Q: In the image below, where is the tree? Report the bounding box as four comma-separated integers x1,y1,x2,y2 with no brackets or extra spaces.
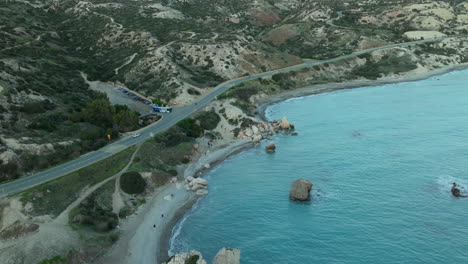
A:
113,108,139,132
83,98,114,127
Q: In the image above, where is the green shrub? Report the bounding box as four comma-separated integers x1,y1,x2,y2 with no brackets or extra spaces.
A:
187,88,201,95
119,206,133,218
154,126,192,147
195,110,220,131
120,172,146,194
177,118,202,138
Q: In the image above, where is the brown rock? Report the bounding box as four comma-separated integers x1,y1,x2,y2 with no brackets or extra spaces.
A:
213,248,241,264
278,117,292,130
289,179,313,201
265,142,276,153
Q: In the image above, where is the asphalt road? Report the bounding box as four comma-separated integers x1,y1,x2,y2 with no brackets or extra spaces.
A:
0,36,453,197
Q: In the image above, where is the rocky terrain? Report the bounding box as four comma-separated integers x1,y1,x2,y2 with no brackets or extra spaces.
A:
1,0,467,181
1,0,468,263
163,248,240,264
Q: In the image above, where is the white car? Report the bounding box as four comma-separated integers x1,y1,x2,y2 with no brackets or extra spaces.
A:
132,133,141,138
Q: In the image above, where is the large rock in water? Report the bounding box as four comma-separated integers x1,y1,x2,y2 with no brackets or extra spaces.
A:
265,142,276,153
164,250,207,264
278,117,292,130
289,179,313,201
213,248,241,264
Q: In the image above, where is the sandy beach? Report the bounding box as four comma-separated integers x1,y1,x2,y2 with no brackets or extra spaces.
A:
102,140,252,264
103,63,468,264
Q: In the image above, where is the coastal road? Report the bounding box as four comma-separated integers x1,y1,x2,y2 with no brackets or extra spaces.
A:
0,36,457,197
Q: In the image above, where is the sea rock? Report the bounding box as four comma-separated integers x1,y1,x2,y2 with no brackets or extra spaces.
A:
196,189,209,196
213,248,241,264
289,179,313,201
192,178,208,186
278,117,292,130
164,250,207,264
192,184,206,191
252,134,262,143
186,176,194,183
265,142,276,153
204,163,211,169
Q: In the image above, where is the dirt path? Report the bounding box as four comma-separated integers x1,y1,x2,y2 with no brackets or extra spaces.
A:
114,53,138,75
54,145,141,226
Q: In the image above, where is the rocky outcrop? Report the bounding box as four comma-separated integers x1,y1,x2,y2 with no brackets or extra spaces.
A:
289,179,313,201
237,121,276,143
265,142,276,153
213,248,241,264
163,250,207,264
185,177,208,195
272,117,295,131
164,248,240,264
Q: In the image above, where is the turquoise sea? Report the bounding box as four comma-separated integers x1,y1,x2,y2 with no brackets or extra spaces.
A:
169,70,468,263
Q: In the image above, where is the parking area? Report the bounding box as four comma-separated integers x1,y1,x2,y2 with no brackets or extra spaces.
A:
86,80,153,115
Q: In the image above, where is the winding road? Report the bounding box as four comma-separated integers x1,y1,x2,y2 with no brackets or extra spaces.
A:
0,36,458,197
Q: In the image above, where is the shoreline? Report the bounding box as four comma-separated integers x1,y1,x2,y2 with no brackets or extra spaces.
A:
157,140,254,263
121,63,468,264
257,63,468,120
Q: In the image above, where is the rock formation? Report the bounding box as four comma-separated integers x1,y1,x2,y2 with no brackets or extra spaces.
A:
163,250,207,264
271,117,295,133
196,189,209,196
164,248,240,264
289,179,313,201
185,177,208,195
265,142,276,153
213,248,241,264
278,116,292,129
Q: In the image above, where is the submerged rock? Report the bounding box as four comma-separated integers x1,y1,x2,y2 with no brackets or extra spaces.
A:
213,248,241,264
265,142,276,153
289,179,313,201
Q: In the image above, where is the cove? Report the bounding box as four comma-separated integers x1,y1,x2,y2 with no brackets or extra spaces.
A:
170,69,468,263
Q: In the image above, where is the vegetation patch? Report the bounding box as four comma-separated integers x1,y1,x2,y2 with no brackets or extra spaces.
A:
69,180,118,233
20,147,135,217
352,55,417,79
120,172,146,194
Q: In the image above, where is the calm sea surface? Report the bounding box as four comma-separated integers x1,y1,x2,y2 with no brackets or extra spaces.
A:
170,70,468,263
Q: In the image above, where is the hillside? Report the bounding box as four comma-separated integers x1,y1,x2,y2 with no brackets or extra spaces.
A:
1,0,468,263
0,0,467,184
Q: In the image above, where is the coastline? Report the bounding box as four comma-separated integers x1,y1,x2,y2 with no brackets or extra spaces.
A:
257,63,468,120
114,63,468,264
157,139,254,263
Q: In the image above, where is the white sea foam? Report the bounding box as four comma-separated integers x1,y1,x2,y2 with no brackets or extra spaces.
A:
168,197,202,256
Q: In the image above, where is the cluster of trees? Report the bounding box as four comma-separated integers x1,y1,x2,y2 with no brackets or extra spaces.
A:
83,98,140,133
352,55,417,80
154,110,221,147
